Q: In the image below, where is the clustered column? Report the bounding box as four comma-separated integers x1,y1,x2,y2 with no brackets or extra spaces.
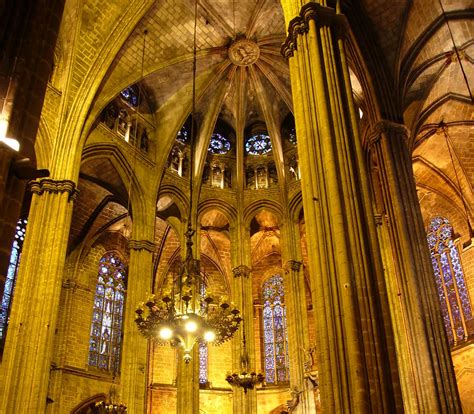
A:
367,120,461,412
121,239,156,413
280,2,401,412
0,178,78,414
232,264,257,414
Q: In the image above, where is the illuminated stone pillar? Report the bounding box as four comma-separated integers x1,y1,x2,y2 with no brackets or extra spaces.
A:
368,120,461,412
231,264,257,414
121,239,155,413
0,178,77,414
280,2,401,412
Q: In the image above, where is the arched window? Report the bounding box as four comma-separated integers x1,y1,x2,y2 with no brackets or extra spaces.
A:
262,274,289,384
199,342,208,385
120,85,139,107
0,218,27,345
89,252,127,373
427,217,472,345
245,133,272,155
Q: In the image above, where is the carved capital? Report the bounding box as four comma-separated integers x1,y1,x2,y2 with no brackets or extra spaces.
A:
282,3,348,58
285,260,302,273
367,120,409,148
232,265,251,278
29,178,79,201
129,239,156,252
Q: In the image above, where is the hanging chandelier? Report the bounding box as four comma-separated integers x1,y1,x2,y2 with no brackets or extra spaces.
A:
134,0,241,362
95,401,127,413
135,227,241,362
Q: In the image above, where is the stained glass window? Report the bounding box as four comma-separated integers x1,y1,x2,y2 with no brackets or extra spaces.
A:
262,274,289,384
288,127,297,145
120,85,139,107
89,252,127,373
245,134,272,155
177,125,190,144
208,133,231,154
427,217,472,346
199,342,208,385
0,218,27,344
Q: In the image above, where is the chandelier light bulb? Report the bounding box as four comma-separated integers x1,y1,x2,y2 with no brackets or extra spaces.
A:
184,320,198,333
203,330,216,342
159,326,173,340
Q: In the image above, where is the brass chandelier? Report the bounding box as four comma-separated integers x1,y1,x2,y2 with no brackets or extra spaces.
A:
134,0,241,362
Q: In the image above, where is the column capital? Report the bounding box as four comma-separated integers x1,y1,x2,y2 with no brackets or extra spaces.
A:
367,120,409,147
281,3,348,58
285,260,302,273
29,178,79,201
232,265,251,278
128,239,156,252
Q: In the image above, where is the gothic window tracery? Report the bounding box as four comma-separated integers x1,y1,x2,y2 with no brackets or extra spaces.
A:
199,342,208,385
120,85,139,107
177,125,190,144
88,252,127,373
0,218,27,345
245,133,272,155
288,127,297,145
262,274,289,384
427,217,472,345
208,133,231,154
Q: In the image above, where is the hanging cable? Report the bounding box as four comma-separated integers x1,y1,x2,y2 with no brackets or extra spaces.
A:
438,0,473,102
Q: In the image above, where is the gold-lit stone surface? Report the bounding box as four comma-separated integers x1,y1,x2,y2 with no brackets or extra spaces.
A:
228,39,260,66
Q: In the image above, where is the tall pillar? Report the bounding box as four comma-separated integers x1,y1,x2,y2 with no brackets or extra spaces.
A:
368,120,461,412
283,260,314,413
232,264,257,414
0,178,77,414
121,239,155,413
280,2,401,412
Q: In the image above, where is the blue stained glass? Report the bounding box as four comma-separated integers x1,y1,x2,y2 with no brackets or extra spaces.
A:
0,218,27,343
88,252,127,373
199,342,208,384
208,133,231,154
245,134,272,155
262,274,289,384
427,217,472,346
120,85,139,107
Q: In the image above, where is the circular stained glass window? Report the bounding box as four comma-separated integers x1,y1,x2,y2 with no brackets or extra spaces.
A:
120,86,139,107
245,134,272,155
177,125,189,143
208,133,231,154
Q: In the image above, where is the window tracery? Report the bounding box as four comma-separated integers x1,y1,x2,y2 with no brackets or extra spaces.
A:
262,274,289,384
427,217,472,345
245,134,272,155
208,133,231,154
177,125,190,144
0,218,27,344
288,127,297,145
199,342,208,385
88,252,127,373
120,85,139,107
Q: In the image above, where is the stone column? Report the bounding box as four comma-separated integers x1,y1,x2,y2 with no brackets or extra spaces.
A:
0,178,77,414
283,260,314,414
176,346,199,414
232,264,257,414
368,120,461,412
121,239,155,413
280,2,401,412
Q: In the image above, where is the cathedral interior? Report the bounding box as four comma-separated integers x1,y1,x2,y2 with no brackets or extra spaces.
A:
0,0,473,413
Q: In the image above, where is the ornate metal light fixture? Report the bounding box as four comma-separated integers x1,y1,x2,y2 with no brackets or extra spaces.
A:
225,322,264,392
95,386,127,413
134,0,241,362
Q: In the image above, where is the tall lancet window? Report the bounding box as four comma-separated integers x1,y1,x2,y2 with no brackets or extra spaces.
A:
262,274,289,384
427,217,472,345
0,218,27,345
199,342,208,385
89,252,127,373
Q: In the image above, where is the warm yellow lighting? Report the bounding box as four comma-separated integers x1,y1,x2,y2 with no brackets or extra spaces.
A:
204,330,216,342
159,326,173,340
0,119,20,152
184,320,198,333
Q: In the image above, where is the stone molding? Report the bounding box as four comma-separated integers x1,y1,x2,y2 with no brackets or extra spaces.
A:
232,265,251,278
128,239,156,252
281,3,348,58
367,120,410,147
29,178,79,201
285,260,302,272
